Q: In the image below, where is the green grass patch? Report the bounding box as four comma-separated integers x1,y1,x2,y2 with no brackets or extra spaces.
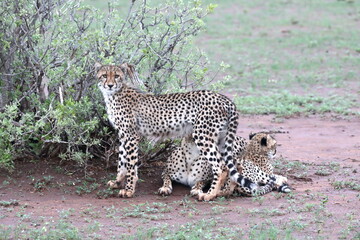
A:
0,221,81,240
122,202,172,220
121,218,243,240
332,180,360,191
0,200,19,207
235,91,358,116
200,0,360,116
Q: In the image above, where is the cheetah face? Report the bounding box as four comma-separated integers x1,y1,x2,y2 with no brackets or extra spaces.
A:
95,64,125,94
249,132,277,158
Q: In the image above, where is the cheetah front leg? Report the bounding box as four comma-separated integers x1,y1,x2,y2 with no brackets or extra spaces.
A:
108,134,140,198
107,171,126,189
158,168,173,196
120,136,140,198
107,139,128,189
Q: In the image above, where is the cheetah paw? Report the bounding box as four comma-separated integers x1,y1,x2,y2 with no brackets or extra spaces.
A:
118,189,134,198
107,180,121,189
158,186,172,196
190,189,203,196
275,176,288,186
198,192,216,201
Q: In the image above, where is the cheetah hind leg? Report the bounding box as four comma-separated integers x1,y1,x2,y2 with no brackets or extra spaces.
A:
217,179,237,197
197,164,228,201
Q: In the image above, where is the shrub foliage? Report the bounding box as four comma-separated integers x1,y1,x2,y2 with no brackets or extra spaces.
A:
0,0,218,171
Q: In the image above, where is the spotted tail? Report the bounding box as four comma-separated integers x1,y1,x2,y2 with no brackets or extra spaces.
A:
278,184,291,193
222,107,258,192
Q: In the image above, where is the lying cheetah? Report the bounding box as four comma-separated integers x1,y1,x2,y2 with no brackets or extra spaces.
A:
96,63,258,201
159,132,290,197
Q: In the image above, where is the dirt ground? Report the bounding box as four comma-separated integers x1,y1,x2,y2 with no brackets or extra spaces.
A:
1,115,359,239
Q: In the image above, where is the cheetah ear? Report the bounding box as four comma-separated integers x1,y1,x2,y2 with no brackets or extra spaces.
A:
120,63,135,79
260,136,267,146
94,62,102,72
249,132,256,140
120,62,144,87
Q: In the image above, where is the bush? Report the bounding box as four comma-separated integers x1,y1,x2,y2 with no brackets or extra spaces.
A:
0,0,219,171
0,102,42,171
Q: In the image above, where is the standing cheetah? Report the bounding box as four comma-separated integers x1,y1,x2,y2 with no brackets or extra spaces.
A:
96,63,258,201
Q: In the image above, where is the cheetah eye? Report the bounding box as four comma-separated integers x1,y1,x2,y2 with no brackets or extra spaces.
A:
115,74,120,79
102,74,107,79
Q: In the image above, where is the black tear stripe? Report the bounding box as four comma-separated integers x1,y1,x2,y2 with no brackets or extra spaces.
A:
261,137,267,146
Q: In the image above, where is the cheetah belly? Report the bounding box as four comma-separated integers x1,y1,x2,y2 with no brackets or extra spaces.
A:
182,143,202,187
176,172,197,187
172,153,200,187
136,114,194,142
180,161,212,187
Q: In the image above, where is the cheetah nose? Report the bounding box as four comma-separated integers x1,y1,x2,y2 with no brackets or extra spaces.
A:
108,84,114,89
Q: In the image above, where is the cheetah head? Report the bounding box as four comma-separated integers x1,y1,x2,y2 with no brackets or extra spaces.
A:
249,132,277,159
95,62,137,94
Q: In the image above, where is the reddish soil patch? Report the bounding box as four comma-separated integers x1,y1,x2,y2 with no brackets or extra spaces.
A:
1,115,359,239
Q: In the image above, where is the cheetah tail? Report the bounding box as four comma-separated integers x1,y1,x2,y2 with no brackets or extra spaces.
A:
251,181,275,196
278,184,291,193
223,111,259,191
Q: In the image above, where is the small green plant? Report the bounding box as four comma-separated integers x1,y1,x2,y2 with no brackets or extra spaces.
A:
248,221,281,240
81,206,101,219
31,176,54,191
85,220,102,234
0,200,19,207
248,208,287,217
315,167,333,176
96,188,117,199
210,206,229,215
252,195,265,205
273,157,308,175
59,208,75,219
122,202,172,220
332,180,360,191
2,179,10,186
104,205,119,219
75,181,100,195
303,203,317,212
288,218,308,231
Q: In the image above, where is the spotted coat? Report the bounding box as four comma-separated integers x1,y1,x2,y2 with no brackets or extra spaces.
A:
159,132,290,197
96,63,257,201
